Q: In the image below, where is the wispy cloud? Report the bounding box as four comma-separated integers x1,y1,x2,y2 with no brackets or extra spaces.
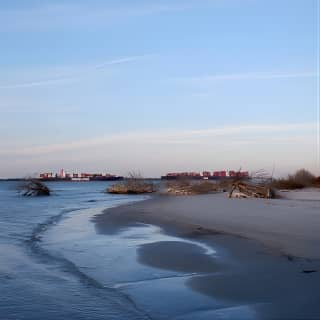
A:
0,105,79,113
176,71,318,84
0,1,213,32
1,122,315,157
0,122,317,178
0,55,145,89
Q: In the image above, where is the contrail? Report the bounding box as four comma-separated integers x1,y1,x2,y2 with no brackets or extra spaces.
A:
0,55,144,89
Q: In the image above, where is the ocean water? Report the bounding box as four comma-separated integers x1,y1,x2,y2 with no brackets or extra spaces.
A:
1,181,247,320
0,181,151,320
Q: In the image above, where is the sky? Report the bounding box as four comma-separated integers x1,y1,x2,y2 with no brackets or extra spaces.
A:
0,0,319,178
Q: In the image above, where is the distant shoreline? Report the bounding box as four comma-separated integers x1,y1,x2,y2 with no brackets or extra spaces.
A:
0,178,161,182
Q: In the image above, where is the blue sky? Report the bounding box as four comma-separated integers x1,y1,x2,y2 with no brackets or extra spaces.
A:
0,0,319,177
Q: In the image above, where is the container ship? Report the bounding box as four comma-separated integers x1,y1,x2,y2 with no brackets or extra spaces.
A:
39,169,123,182
161,170,250,180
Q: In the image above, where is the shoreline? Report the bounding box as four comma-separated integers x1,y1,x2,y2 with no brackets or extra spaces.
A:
90,192,320,318
96,192,320,260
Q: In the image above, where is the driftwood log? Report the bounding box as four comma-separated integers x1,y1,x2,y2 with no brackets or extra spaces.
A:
228,181,273,199
164,181,224,195
18,179,50,196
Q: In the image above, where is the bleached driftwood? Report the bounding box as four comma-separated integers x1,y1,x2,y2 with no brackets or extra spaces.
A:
229,181,273,199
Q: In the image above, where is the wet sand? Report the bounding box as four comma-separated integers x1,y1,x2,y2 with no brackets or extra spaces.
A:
95,192,320,259
92,192,320,319
137,241,222,273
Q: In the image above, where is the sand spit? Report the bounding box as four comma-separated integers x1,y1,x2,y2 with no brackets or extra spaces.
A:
91,189,320,319
95,190,320,259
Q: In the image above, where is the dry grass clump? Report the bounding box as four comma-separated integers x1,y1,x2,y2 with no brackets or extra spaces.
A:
164,180,192,195
215,179,233,190
190,181,220,194
18,179,50,196
272,169,317,190
165,180,222,195
107,172,155,194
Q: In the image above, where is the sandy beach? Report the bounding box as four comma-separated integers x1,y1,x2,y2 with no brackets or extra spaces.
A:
95,190,320,259
92,190,320,319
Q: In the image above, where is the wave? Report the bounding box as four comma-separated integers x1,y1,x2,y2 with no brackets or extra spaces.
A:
24,205,152,320
26,207,88,243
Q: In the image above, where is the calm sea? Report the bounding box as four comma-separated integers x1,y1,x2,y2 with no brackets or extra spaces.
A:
0,181,150,320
